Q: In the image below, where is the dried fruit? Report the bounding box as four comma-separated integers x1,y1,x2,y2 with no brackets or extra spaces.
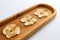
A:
21,15,37,26
34,8,48,18
3,24,20,38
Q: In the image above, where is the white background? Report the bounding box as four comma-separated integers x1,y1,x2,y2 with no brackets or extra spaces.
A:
0,0,60,40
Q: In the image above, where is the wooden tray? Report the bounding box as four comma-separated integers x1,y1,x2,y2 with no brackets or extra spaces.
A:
0,4,56,40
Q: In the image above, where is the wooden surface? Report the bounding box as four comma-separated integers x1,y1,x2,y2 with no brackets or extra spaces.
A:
0,4,56,40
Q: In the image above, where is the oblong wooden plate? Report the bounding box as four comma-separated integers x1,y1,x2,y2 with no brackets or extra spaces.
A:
0,4,56,40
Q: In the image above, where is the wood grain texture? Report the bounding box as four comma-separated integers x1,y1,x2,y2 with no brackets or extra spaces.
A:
0,4,56,40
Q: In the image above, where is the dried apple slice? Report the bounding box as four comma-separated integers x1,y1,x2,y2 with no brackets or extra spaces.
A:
34,8,48,18
21,15,37,26
3,24,20,38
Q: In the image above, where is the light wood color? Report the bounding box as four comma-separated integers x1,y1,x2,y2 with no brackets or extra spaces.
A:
0,4,56,40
